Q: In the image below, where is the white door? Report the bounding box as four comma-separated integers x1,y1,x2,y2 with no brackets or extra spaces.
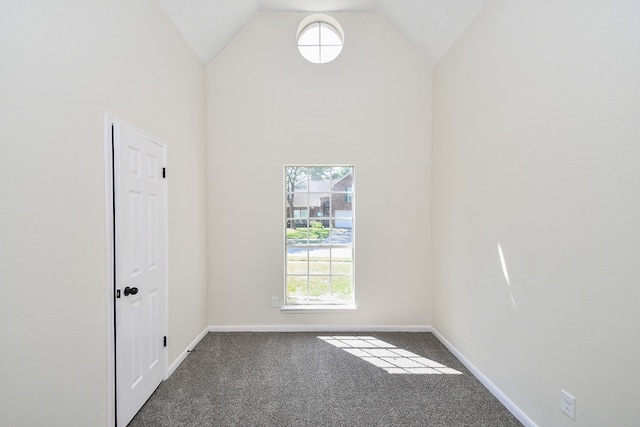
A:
113,123,167,427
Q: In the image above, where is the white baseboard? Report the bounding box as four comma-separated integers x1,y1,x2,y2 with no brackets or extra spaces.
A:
208,324,431,332
167,326,209,377
429,327,537,427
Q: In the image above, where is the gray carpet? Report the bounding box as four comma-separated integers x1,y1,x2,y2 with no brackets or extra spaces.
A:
128,332,522,426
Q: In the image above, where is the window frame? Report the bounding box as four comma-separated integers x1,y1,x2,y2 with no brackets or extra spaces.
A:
283,165,356,310
296,14,345,64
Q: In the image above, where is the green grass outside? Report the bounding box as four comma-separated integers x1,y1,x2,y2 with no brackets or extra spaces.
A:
286,260,352,275
286,275,353,304
286,227,330,240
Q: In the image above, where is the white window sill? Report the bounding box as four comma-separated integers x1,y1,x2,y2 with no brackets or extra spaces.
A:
281,304,358,313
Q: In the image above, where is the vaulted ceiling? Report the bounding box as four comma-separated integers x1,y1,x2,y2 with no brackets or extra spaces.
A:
156,0,486,65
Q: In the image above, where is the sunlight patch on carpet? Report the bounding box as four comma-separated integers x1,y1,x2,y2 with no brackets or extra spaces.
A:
318,336,463,375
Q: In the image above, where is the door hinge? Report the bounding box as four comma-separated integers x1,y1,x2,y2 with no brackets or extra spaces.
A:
162,167,166,178
163,336,167,347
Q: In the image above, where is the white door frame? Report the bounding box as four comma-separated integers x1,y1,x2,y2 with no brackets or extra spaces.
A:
104,114,169,426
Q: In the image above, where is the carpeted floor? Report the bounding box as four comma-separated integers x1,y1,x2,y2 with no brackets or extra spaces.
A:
128,332,523,426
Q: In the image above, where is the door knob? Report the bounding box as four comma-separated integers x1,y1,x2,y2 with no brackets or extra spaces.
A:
124,286,139,296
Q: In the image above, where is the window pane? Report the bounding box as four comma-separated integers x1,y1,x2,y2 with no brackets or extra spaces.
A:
294,177,308,191
309,276,330,302
308,193,330,221
320,45,342,63
320,22,342,45
293,208,308,219
331,198,352,218
286,166,308,189
286,221,308,244
309,264,330,275
332,166,352,179
287,276,308,304
298,46,320,63
298,23,320,45
287,193,308,216
287,248,308,275
309,167,331,191
304,194,322,220
331,275,353,303
328,227,352,244
331,248,352,274
309,257,330,274
308,219,329,243
332,216,352,230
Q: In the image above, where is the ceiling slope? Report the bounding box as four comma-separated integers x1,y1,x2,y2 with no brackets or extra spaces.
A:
156,0,485,65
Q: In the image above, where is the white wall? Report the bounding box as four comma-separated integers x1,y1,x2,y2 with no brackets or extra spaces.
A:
432,1,640,426
0,1,208,425
207,12,432,328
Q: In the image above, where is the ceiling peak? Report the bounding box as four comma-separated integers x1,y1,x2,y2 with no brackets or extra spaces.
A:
157,0,485,65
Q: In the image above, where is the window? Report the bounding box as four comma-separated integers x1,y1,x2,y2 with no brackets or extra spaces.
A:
297,15,344,64
285,166,354,306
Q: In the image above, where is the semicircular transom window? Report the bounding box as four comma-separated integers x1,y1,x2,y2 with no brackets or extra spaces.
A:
297,17,344,64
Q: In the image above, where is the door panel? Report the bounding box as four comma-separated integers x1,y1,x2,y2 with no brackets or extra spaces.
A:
114,123,166,427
